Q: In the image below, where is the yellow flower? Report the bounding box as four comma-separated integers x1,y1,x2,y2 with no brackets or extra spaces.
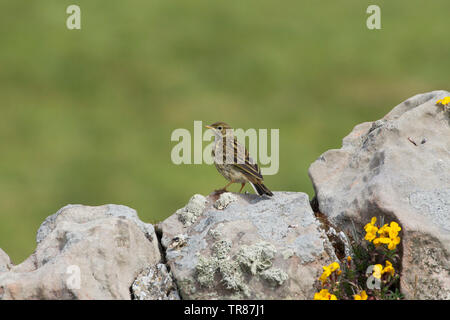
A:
364,217,379,242
361,290,368,300
354,290,368,300
365,229,378,241
373,236,390,246
388,236,401,250
388,222,401,238
371,260,395,281
377,223,389,236
383,260,395,276
319,265,332,284
314,289,338,300
330,261,342,275
347,256,352,262
319,262,341,284
364,224,378,241
330,262,340,272
372,220,401,250
436,96,450,106
372,264,383,279
364,217,376,230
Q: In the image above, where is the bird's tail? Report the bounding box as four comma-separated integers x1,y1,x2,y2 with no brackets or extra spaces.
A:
250,182,274,196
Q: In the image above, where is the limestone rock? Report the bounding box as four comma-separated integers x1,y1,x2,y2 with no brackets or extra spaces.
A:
0,204,161,300
0,249,12,274
309,90,450,299
131,263,180,300
158,192,337,299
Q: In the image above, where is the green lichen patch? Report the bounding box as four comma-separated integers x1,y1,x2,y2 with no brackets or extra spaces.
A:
212,239,232,260
195,239,288,297
260,268,289,287
208,228,222,240
236,242,276,275
178,278,197,296
214,192,238,210
176,194,207,226
218,259,249,295
195,256,218,288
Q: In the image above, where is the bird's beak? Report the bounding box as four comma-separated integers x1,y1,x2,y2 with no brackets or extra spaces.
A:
205,125,213,129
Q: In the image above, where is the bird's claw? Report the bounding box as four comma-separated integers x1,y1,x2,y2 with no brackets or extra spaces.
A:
213,188,228,195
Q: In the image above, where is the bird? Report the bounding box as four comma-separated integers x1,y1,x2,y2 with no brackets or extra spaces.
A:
205,122,273,196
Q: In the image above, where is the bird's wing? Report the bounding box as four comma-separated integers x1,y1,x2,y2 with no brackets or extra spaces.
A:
232,138,263,181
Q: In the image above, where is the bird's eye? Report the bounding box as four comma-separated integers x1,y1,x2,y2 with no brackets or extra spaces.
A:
217,126,222,130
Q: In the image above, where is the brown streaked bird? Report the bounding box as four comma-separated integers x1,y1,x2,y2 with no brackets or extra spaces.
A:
205,122,273,196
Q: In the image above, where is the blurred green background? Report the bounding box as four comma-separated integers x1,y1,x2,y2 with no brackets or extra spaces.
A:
0,0,448,263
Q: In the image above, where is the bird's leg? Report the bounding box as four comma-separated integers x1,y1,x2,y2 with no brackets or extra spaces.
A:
239,183,246,193
222,180,234,191
215,181,234,194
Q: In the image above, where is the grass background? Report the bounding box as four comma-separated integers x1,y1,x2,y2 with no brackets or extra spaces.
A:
0,0,448,263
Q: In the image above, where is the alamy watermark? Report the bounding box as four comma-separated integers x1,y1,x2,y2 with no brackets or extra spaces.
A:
66,5,81,30
366,5,381,30
65,5,382,31
366,264,382,290
170,121,279,175
66,265,81,290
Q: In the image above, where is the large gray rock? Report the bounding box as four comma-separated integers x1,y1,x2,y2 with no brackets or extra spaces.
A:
0,249,12,274
309,90,450,299
0,204,162,300
158,192,338,299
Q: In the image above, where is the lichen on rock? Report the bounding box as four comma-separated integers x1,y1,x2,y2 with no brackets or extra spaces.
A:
236,242,276,275
131,264,180,300
218,260,244,290
260,268,289,287
160,191,335,299
194,238,286,297
195,255,218,288
208,228,222,240
212,239,232,260
195,239,239,290
176,194,207,226
214,192,237,210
